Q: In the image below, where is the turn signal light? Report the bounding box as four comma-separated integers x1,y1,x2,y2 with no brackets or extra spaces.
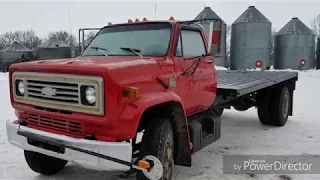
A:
125,87,140,99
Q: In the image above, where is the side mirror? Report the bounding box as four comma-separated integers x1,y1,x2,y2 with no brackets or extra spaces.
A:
206,22,221,56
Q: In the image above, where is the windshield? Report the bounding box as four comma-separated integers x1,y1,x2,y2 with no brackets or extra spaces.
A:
82,22,172,57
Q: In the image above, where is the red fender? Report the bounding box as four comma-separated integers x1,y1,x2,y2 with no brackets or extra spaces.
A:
118,91,189,141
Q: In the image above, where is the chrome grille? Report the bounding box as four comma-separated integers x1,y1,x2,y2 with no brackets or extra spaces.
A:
26,80,80,104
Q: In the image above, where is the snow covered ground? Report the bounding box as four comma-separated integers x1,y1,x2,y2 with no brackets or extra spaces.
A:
1,69,320,180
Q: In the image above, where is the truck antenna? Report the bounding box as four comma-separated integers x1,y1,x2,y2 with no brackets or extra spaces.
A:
154,4,157,20
68,8,73,38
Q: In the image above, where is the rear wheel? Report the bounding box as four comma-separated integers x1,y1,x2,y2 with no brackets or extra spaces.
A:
257,86,291,126
136,118,174,180
24,151,68,175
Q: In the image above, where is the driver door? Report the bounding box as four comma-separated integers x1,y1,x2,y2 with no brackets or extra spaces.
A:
174,26,215,115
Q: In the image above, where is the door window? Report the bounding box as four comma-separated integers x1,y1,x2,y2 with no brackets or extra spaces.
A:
180,30,206,58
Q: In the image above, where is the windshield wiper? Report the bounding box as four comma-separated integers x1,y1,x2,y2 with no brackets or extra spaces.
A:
91,46,108,56
120,47,143,57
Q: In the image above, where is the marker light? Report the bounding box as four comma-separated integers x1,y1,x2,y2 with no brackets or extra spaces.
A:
255,60,263,68
135,18,140,22
300,59,306,66
128,19,133,23
142,17,148,22
138,160,150,170
108,22,112,25
169,16,175,20
125,87,140,99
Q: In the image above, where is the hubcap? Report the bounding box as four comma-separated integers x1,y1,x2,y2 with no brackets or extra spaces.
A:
282,91,290,118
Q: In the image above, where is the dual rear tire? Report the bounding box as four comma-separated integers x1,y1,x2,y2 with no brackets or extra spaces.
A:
257,86,291,126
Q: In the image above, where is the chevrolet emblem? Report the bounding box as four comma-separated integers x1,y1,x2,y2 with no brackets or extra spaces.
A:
41,87,57,97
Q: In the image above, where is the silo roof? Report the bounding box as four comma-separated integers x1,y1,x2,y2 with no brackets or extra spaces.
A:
276,17,314,35
0,41,33,52
37,38,69,48
233,6,271,24
194,6,226,24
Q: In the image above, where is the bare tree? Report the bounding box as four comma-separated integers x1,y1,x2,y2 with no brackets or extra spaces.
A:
311,14,320,38
270,29,277,65
0,30,42,50
85,31,98,40
47,30,77,46
226,25,231,53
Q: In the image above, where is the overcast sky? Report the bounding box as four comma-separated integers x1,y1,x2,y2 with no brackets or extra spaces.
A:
0,0,319,38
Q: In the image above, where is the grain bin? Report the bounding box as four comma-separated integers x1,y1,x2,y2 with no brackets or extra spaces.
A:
316,38,320,69
35,38,72,60
194,6,227,67
230,6,272,70
0,42,34,72
274,17,315,70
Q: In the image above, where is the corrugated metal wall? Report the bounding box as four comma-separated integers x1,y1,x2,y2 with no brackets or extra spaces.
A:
230,6,272,70
274,17,315,70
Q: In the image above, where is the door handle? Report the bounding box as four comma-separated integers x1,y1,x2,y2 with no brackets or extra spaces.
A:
204,59,213,64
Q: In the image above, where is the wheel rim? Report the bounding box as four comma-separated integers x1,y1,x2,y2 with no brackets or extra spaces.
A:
162,140,173,180
282,91,290,118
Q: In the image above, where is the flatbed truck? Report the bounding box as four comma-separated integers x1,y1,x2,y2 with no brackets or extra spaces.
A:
6,17,298,180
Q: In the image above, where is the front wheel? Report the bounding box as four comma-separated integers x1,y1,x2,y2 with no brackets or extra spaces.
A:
24,151,68,175
136,118,174,180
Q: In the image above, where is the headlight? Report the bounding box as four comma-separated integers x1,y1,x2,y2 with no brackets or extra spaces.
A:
17,80,25,95
85,86,96,105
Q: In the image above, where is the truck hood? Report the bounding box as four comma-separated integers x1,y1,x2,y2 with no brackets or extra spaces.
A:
10,56,163,86
11,56,159,72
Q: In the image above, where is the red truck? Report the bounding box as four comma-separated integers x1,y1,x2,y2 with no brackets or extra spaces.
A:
6,17,298,180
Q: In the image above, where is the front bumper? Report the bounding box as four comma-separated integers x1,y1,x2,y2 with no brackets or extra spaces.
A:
6,120,132,172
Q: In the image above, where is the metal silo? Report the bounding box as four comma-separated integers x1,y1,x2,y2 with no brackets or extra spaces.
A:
194,6,227,67
230,6,272,70
35,38,72,60
0,41,34,72
274,17,315,70
316,38,320,69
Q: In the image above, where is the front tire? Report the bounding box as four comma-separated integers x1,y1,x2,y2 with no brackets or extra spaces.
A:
24,151,68,175
136,118,174,180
